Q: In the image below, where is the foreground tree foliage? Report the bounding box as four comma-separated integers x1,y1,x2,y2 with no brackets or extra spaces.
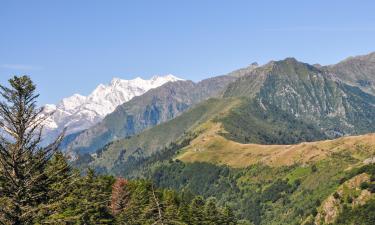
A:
0,76,242,224
0,76,68,224
112,179,241,225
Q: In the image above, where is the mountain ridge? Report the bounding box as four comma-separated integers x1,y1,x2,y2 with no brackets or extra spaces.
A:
41,74,182,143
63,75,238,157
81,56,375,175
325,51,375,95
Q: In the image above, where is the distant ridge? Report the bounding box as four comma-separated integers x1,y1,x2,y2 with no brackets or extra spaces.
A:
42,75,182,142
83,56,375,175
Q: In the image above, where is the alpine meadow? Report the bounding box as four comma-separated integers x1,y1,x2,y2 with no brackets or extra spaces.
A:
1,1,375,224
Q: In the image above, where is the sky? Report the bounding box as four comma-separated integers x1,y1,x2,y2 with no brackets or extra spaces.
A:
1,0,375,105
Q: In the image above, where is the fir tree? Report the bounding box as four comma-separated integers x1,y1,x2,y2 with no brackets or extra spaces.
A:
204,197,220,225
189,196,205,225
77,169,114,224
110,178,130,216
0,76,66,225
162,190,180,224
222,205,236,225
36,152,77,223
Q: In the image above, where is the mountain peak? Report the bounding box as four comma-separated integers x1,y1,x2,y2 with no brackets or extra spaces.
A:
151,74,183,81
280,57,300,64
42,74,182,138
110,77,124,85
285,57,298,61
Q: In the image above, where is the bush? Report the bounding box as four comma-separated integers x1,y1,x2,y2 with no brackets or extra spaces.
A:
311,165,318,173
360,182,370,190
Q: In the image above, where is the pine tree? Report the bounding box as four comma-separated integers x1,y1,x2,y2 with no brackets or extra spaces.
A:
0,76,66,225
36,152,78,223
141,182,165,225
189,196,206,225
177,203,190,224
45,152,74,200
162,190,180,224
204,197,219,225
77,169,114,224
110,178,130,216
116,180,149,225
222,205,236,225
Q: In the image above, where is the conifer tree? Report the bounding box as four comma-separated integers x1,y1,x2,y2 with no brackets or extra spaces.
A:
36,152,78,223
204,197,220,225
77,169,114,224
162,190,180,224
189,196,205,225
222,205,236,225
177,203,190,224
110,178,130,216
0,76,66,225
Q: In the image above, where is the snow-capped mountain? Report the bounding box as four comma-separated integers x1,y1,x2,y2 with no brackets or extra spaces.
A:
42,74,182,141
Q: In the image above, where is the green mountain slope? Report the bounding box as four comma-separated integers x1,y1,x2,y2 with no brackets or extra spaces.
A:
86,97,240,172
149,144,375,225
70,55,375,224
223,57,375,140
64,75,237,156
70,54,375,164
81,57,375,175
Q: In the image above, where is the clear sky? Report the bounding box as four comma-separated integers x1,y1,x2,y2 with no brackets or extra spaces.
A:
1,0,375,105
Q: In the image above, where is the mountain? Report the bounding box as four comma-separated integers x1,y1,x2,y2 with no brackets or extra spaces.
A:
63,75,238,157
80,57,375,175
42,75,182,142
64,54,375,224
325,52,375,95
222,57,375,140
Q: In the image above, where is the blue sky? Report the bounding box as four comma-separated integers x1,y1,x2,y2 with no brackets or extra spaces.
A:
1,0,375,105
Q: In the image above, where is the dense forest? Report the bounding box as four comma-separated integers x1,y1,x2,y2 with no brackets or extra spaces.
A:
100,135,375,224
146,160,375,225
0,76,246,224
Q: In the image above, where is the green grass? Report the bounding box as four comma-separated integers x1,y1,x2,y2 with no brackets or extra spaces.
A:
286,166,311,183
90,97,240,171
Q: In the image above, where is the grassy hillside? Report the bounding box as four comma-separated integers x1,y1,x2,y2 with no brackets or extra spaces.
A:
150,146,375,224
85,95,330,174
89,98,241,171
177,126,375,168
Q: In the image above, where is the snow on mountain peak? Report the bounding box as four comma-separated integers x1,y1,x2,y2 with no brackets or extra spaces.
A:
58,94,87,112
42,74,183,139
